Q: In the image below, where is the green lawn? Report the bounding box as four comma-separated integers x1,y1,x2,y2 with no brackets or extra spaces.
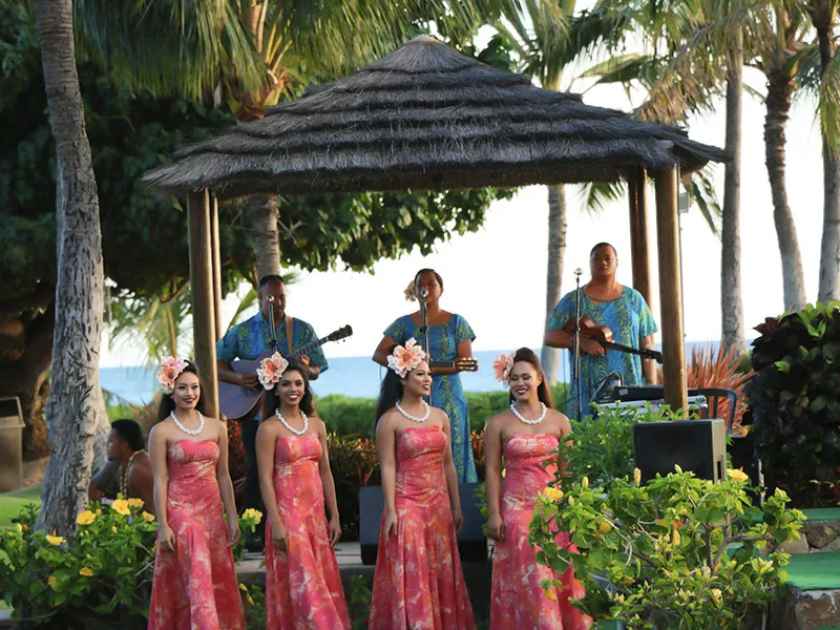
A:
0,485,41,527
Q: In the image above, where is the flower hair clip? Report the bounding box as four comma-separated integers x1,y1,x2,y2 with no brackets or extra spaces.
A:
158,356,189,394
257,352,290,390
493,353,514,385
387,338,427,378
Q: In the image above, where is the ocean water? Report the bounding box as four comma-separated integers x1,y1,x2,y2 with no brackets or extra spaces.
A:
101,342,721,406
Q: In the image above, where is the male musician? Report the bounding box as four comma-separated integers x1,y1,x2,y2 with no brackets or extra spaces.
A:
216,274,328,532
544,242,657,419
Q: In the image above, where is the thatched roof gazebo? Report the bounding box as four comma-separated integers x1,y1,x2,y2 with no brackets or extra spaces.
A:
145,35,727,416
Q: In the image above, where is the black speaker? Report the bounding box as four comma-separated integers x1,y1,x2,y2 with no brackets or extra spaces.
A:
633,419,726,484
358,483,487,566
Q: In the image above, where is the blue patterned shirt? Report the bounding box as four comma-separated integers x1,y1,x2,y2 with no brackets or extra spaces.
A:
216,312,328,372
548,286,656,418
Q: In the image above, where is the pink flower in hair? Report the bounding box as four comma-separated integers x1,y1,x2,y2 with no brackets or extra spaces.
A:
257,352,289,390
158,356,189,394
493,353,514,384
387,338,427,378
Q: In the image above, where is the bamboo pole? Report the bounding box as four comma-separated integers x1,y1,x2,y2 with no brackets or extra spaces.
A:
653,167,688,412
628,166,653,308
188,189,219,418
210,194,223,340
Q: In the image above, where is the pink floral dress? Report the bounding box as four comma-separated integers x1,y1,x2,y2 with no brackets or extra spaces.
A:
490,434,591,630
369,425,475,630
148,440,244,630
264,434,349,629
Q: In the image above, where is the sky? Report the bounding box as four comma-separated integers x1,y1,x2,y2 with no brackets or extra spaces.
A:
101,45,825,367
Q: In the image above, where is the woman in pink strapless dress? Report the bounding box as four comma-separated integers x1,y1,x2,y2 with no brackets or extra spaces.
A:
485,348,591,630
147,359,244,630
255,357,349,629
369,340,475,630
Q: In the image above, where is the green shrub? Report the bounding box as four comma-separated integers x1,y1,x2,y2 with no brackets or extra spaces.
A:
531,470,805,629
748,302,840,507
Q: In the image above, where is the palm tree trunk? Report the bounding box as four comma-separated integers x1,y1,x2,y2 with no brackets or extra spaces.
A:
542,184,567,383
764,69,807,312
815,19,840,302
34,0,108,535
249,193,282,280
721,35,745,351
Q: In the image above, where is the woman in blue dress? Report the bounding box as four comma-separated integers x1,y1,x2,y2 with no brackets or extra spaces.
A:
373,269,479,482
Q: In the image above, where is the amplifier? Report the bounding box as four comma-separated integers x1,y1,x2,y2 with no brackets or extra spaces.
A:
633,419,726,483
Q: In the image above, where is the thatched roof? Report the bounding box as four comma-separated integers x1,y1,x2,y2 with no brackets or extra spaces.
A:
143,36,727,198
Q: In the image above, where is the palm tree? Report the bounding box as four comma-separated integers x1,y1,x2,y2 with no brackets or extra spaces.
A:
33,0,109,535
493,1,576,383
76,1,521,281
805,0,840,302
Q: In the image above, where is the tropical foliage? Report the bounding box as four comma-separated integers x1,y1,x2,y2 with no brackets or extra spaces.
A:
531,469,805,628
747,301,840,507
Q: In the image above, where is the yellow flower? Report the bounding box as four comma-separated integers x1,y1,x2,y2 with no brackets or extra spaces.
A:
127,498,144,509
47,575,58,590
633,467,642,486
239,583,248,592
15,523,22,533
541,486,564,502
727,468,749,483
46,534,65,546
545,588,558,601
142,511,156,523
79,567,94,577
580,476,589,490
597,520,612,535
76,510,96,526
710,588,723,604
111,499,131,516
242,508,263,524
671,526,681,546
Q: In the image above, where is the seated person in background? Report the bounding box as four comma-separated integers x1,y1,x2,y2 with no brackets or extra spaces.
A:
88,419,154,513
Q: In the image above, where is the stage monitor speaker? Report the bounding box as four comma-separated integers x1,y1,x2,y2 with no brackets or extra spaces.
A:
633,419,726,484
359,483,487,566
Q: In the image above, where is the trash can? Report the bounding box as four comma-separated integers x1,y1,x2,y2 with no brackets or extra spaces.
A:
0,396,25,492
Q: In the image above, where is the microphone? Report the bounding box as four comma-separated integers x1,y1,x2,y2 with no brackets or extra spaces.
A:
574,268,582,277
419,287,429,300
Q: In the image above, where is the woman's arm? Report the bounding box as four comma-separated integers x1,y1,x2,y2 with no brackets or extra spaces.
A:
256,419,286,549
215,420,240,546
148,425,174,551
641,334,658,384
372,336,397,367
484,416,504,541
441,413,463,530
316,419,342,545
375,415,398,537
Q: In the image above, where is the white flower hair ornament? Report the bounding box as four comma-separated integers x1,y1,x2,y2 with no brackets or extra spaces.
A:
387,338,427,378
158,356,189,394
493,352,514,385
257,352,290,390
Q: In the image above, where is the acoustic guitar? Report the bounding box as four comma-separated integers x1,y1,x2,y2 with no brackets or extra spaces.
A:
219,324,352,420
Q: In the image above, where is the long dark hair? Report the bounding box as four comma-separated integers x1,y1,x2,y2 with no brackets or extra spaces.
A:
157,361,208,420
508,347,554,408
374,369,404,430
265,362,315,417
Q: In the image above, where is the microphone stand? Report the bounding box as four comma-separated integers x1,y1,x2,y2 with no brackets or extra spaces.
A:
416,279,431,361
267,295,278,353
573,268,584,420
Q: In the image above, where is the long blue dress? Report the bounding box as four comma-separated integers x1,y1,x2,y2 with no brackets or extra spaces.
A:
383,314,478,483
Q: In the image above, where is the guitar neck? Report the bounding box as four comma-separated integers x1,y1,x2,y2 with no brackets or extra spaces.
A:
603,341,662,363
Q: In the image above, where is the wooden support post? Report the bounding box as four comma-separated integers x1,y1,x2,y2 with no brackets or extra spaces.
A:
210,194,223,340
188,189,219,418
653,167,688,413
628,167,653,308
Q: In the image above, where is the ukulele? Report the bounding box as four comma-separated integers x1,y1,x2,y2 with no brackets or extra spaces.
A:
219,324,352,419
561,316,662,363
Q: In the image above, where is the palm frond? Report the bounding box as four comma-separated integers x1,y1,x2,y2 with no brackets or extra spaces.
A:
818,47,840,154
578,181,625,214
682,166,722,234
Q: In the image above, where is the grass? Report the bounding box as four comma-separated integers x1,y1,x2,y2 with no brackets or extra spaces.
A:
0,484,41,527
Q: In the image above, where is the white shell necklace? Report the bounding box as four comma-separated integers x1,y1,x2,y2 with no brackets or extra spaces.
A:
170,410,205,436
510,402,547,425
277,409,309,436
396,400,431,423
